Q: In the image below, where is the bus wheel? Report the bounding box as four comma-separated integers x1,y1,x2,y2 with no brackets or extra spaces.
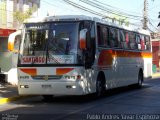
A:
42,95,54,101
95,76,105,97
137,71,143,88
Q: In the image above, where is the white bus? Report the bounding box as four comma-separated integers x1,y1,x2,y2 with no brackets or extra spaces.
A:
16,15,152,99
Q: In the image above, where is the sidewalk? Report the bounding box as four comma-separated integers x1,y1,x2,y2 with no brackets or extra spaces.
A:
152,71,160,78
0,83,28,104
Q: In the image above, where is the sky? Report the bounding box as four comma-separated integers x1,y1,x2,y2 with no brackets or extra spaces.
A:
38,0,160,32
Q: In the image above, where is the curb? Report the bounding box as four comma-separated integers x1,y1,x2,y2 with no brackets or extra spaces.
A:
152,73,160,78
0,95,32,105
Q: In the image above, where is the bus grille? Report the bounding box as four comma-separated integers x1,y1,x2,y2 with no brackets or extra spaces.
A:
31,75,62,80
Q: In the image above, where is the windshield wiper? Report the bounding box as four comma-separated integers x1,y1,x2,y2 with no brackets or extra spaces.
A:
46,47,60,64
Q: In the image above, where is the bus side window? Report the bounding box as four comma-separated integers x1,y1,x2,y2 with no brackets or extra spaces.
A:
97,25,109,47
117,30,121,48
140,35,145,50
145,36,151,51
136,34,141,50
97,25,104,47
129,32,136,50
102,26,109,47
109,27,118,48
97,25,102,46
119,30,126,49
125,31,129,49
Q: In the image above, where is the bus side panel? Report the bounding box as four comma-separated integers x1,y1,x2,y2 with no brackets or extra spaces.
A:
97,49,152,89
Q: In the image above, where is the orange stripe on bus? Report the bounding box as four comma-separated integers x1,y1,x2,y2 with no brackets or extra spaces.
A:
20,68,37,76
115,51,152,58
56,68,74,75
98,50,152,66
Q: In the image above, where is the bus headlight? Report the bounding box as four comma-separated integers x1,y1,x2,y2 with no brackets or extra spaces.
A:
20,85,29,88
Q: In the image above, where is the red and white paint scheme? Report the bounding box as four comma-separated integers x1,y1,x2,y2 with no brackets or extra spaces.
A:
16,15,152,97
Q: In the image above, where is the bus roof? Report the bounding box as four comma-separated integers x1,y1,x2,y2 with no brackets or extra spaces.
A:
24,15,93,23
25,15,150,35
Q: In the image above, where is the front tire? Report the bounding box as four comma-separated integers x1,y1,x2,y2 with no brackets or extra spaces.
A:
95,75,106,97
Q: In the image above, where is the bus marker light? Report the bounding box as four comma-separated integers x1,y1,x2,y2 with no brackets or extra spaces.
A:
20,85,29,88
72,86,76,88
20,85,25,88
66,85,76,89
77,75,81,80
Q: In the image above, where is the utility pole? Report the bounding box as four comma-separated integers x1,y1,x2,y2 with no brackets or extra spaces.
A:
143,0,148,30
158,12,160,27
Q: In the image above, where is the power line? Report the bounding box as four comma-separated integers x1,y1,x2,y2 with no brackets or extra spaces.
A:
63,0,141,27
93,0,143,18
41,0,159,31
41,0,61,8
39,0,145,28
41,0,80,14
148,19,159,31
79,0,143,20
63,0,109,18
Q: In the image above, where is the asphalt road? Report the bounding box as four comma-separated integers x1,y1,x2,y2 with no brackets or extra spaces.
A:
0,78,160,120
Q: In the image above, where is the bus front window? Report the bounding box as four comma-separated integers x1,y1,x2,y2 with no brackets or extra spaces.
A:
19,22,82,65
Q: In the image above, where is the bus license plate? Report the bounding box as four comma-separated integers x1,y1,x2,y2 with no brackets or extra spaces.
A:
42,85,52,89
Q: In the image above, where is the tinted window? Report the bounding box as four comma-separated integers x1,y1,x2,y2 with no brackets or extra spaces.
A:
97,25,109,47
129,32,136,49
109,27,119,48
124,31,129,49
140,35,145,50
136,34,141,50
145,36,151,51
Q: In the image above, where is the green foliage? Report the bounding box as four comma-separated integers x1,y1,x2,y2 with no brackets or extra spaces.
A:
13,7,36,24
111,14,129,26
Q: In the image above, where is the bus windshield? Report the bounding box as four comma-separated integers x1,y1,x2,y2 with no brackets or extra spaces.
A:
19,22,82,65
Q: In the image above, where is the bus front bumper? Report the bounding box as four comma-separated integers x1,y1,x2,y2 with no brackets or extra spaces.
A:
18,81,87,96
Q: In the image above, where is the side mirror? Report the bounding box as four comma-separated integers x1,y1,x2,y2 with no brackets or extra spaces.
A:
8,30,21,52
79,29,87,50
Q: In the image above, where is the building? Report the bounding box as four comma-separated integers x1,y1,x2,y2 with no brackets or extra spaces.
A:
0,0,40,29
0,0,40,84
152,39,160,68
151,32,160,39
151,32,160,69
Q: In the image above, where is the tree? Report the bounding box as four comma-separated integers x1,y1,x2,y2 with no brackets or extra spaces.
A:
110,14,129,26
13,6,36,25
